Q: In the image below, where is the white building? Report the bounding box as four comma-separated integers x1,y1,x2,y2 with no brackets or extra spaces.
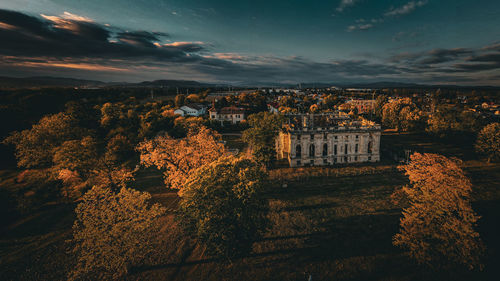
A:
276,113,381,167
174,104,207,117
209,106,245,124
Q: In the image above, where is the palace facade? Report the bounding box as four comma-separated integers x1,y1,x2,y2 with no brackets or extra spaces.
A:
276,113,381,167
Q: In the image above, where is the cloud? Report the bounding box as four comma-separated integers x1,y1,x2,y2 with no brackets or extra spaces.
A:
385,1,428,17
336,0,359,12
346,1,428,32
0,9,203,61
0,9,499,85
347,23,374,32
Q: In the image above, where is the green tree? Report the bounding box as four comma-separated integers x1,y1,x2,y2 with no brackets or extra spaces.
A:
475,123,500,162
242,112,284,168
393,153,484,270
176,156,269,258
70,186,166,280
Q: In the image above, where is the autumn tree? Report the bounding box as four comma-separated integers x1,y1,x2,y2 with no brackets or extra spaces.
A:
176,156,269,258
137,126,226,191
3,112,84,168
382,97,423,131
242,112,284,168
393,153,484,270
426,106,482,138
475,123,500,162
175,94,185,107
374,94,388,118
70,186,166,280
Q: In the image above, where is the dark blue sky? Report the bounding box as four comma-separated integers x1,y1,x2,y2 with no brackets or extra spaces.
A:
1,0,499,85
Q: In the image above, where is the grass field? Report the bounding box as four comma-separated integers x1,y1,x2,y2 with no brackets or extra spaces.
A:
1,132,499,281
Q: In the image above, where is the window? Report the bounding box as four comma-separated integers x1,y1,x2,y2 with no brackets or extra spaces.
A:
355,156,358,161
345,144,348,154
297,160,301,166
297,134,301,140
323,134,327,140
309,144,315,157
355,144,358,153
296,145,301,158
334,136,338,140
344,156,348,162
323,143,328,156
323,159,328,164
334,158,337,163
310,134,314,140
356,135,359,139
334,145,337,155
368,156,371,161
310,160,314,165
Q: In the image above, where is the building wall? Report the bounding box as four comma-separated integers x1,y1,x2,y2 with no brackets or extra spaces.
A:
277,130,381,167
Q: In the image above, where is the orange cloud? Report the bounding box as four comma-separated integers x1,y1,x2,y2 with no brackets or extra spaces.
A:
14,60,129,72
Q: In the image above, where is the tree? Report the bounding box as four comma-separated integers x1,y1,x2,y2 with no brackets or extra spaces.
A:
374,94,388,118
53,136,99,178
393,153,484,270
426,106,482,138
475,123,500,163
175,94,185,107
70,186,166,280
137,126,226,191
3,112,83,168
242,112,284,168
382,98,423,131
176,156,269,258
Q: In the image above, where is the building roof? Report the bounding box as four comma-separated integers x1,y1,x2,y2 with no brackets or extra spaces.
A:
182,103,206,111
220,106,245,114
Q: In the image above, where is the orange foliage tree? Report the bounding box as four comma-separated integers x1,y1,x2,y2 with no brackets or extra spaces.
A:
393,153,484,270
137,126,226,191
70,186,166,280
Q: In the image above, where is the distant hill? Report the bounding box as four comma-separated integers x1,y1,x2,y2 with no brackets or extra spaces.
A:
0,76,108,89
0,76,216,89
134,79,213,88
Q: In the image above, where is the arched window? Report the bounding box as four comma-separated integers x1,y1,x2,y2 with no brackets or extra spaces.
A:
309,144,315,157
323,143,328,156
296,144,302,158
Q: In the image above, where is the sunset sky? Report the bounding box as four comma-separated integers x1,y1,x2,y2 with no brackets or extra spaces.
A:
0,0,499,85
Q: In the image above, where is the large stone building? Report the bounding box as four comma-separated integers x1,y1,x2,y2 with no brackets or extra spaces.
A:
276,113,381,167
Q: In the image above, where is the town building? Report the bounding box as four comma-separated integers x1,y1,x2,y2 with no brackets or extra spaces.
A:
340,99,376,114
276,113,381,167
174,104,207,117
209,106,246,124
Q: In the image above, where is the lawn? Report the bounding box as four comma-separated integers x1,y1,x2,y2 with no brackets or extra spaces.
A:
1,132,499,281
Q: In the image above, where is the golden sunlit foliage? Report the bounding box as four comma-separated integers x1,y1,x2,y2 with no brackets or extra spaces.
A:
393,153,484,270
382,98,423,131
176,156,269,258
137,126,226,191
475,123,500,163
70,186,166,280
426,106,482,138
3,112,85,168
242,112,284,168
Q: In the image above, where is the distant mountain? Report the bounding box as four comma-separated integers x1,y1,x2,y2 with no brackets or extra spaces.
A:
133,79,213,88
0,76,107,89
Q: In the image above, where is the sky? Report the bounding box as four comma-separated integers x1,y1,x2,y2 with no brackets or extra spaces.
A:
0,0,499,85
